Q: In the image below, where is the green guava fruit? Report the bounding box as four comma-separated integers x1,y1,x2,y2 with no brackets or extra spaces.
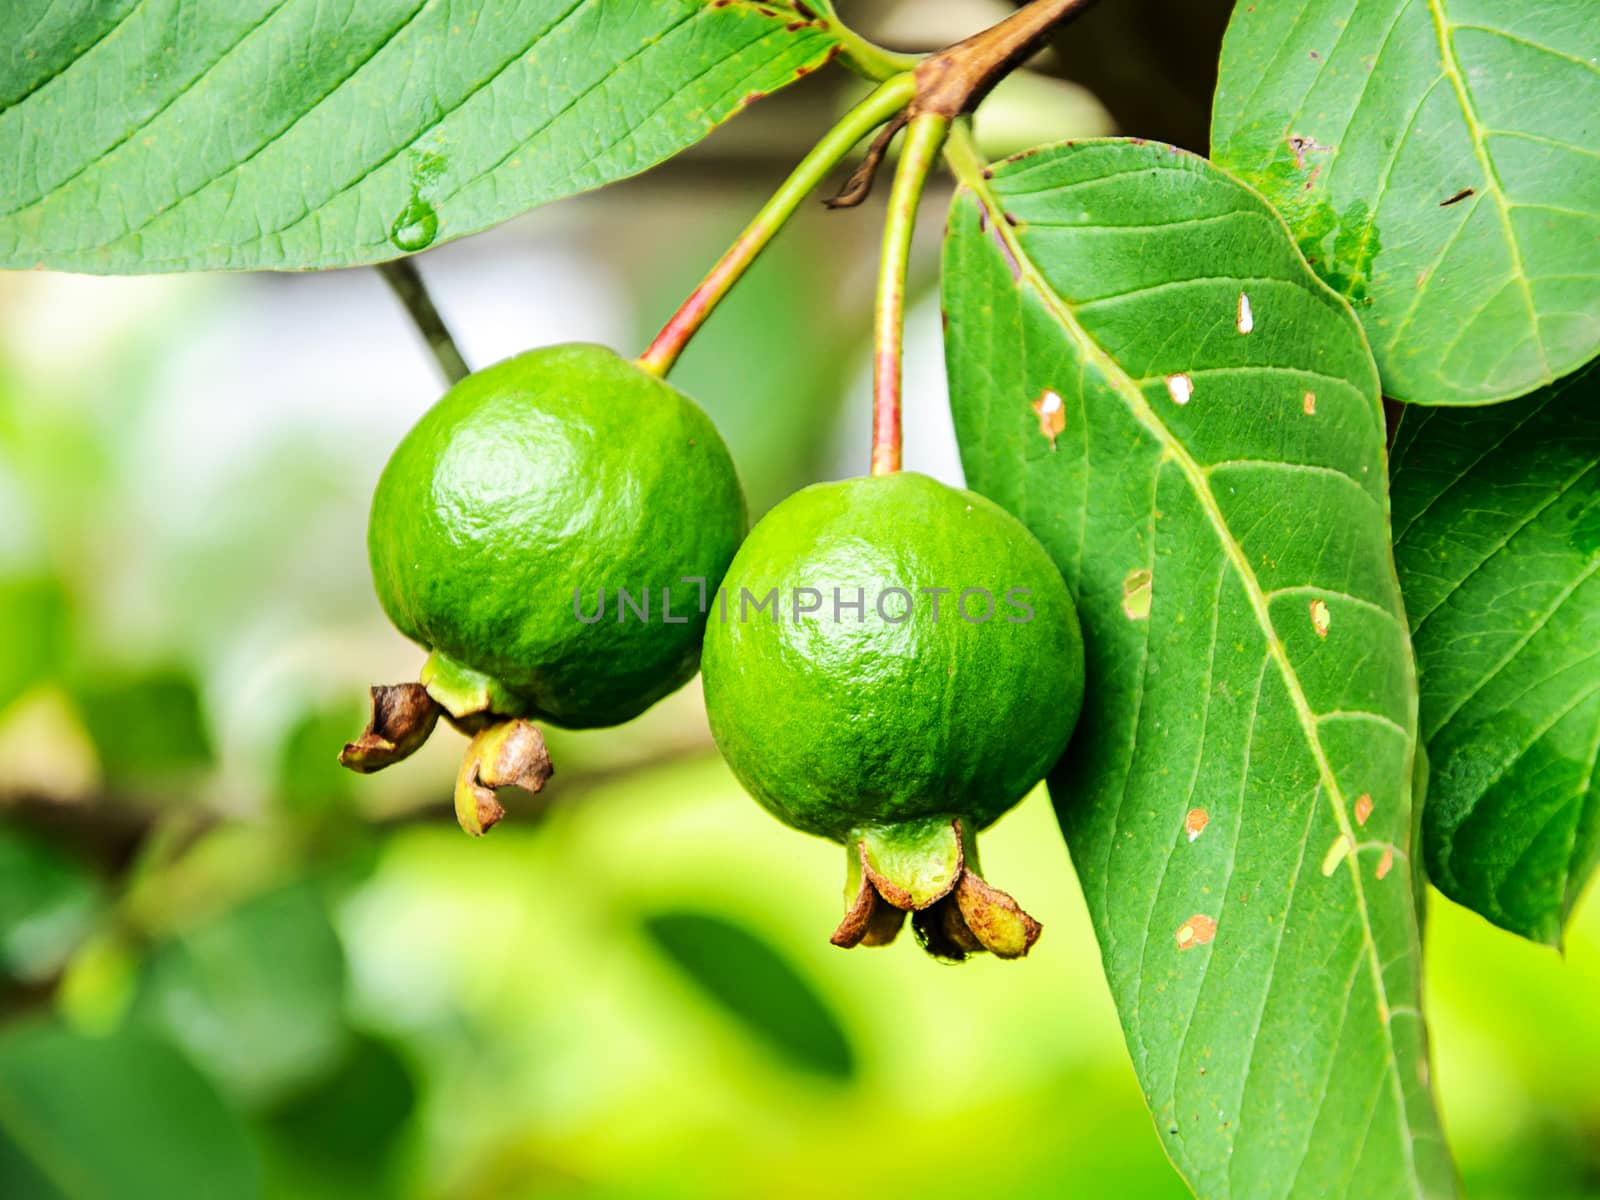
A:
344,343,746,833
701,471,1084,960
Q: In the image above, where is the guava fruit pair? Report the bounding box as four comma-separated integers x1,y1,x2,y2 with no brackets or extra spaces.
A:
349,343,1084,959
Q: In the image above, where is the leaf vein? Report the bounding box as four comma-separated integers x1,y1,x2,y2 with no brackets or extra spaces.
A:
1427,0,1551,376
953,142,1429,1187
1409,456,1596,634
2,0,296,221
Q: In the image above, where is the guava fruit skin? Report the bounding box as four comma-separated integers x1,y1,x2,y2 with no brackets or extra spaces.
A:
369,343,746,729
702,471,1084,840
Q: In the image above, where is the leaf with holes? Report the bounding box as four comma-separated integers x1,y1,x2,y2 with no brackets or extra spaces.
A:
1391,362,1600,944
942,137,1454,1199
0,0,846,273
1211,0,1600,406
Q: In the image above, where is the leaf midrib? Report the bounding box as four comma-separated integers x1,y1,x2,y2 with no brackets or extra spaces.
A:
946,131,1428,1190
1425,0,1551,378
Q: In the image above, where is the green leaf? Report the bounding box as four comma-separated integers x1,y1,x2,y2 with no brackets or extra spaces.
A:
0,828,101,983
641,910,854,1081
942,137,1453,1197
0,1,842,273
1391,362,1600,943
261,1034,416,1200
0,578,67,715
1211,0,1600,405
0,1021,260,1199
73,667,214,788
133,883,350,1106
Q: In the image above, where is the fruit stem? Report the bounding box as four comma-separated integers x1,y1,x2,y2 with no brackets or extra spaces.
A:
941,119,1001,214
870,112,949,476
637,72,917,379
377,258,470,386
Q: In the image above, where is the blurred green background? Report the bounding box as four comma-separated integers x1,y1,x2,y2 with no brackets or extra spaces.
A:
0,3,1596,1197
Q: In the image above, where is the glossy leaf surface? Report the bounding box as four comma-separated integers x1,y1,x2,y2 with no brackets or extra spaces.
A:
942,137,1453,1198
0,1,842,272
0,1022,260,1199
1392,363,1600,943
1212,0,1600,405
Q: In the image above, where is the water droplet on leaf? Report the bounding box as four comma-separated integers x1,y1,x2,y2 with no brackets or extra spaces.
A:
389,195,438,252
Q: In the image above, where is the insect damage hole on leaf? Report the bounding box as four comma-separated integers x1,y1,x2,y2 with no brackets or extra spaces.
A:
1377,848,1396,881
1355,793,1374,827
1174,914,1217,951
1121,568,1153,620
1287,133,1329,170
1309,597,1330,638
1185,808,1209,842
1032,388,1066,448
1236,292,1254,335
1164,373,1194,406
942,129,1451,1193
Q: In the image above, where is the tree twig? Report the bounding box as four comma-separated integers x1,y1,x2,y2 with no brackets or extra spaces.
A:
913,0,1102,118
378,258,470,386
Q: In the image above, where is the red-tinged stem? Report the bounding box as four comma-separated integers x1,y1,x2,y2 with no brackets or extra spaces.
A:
871,112,949,476
637,73,917,378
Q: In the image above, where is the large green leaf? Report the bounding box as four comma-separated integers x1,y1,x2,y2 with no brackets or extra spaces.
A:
1391,363,1600,944
133,883,350,1106
0,1,842,273
641,910,854,1081
72,667,214,789
1211,0,1600,406
0,1021,260,1199
261,1033,417,1200
942,137,1453,1198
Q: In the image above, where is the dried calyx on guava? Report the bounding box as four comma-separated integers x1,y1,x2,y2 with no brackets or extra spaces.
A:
701,472,1085,961
341,342,746,834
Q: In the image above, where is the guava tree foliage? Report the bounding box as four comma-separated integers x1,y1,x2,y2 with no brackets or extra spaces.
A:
0,0,853,270
3,1,1598,1198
